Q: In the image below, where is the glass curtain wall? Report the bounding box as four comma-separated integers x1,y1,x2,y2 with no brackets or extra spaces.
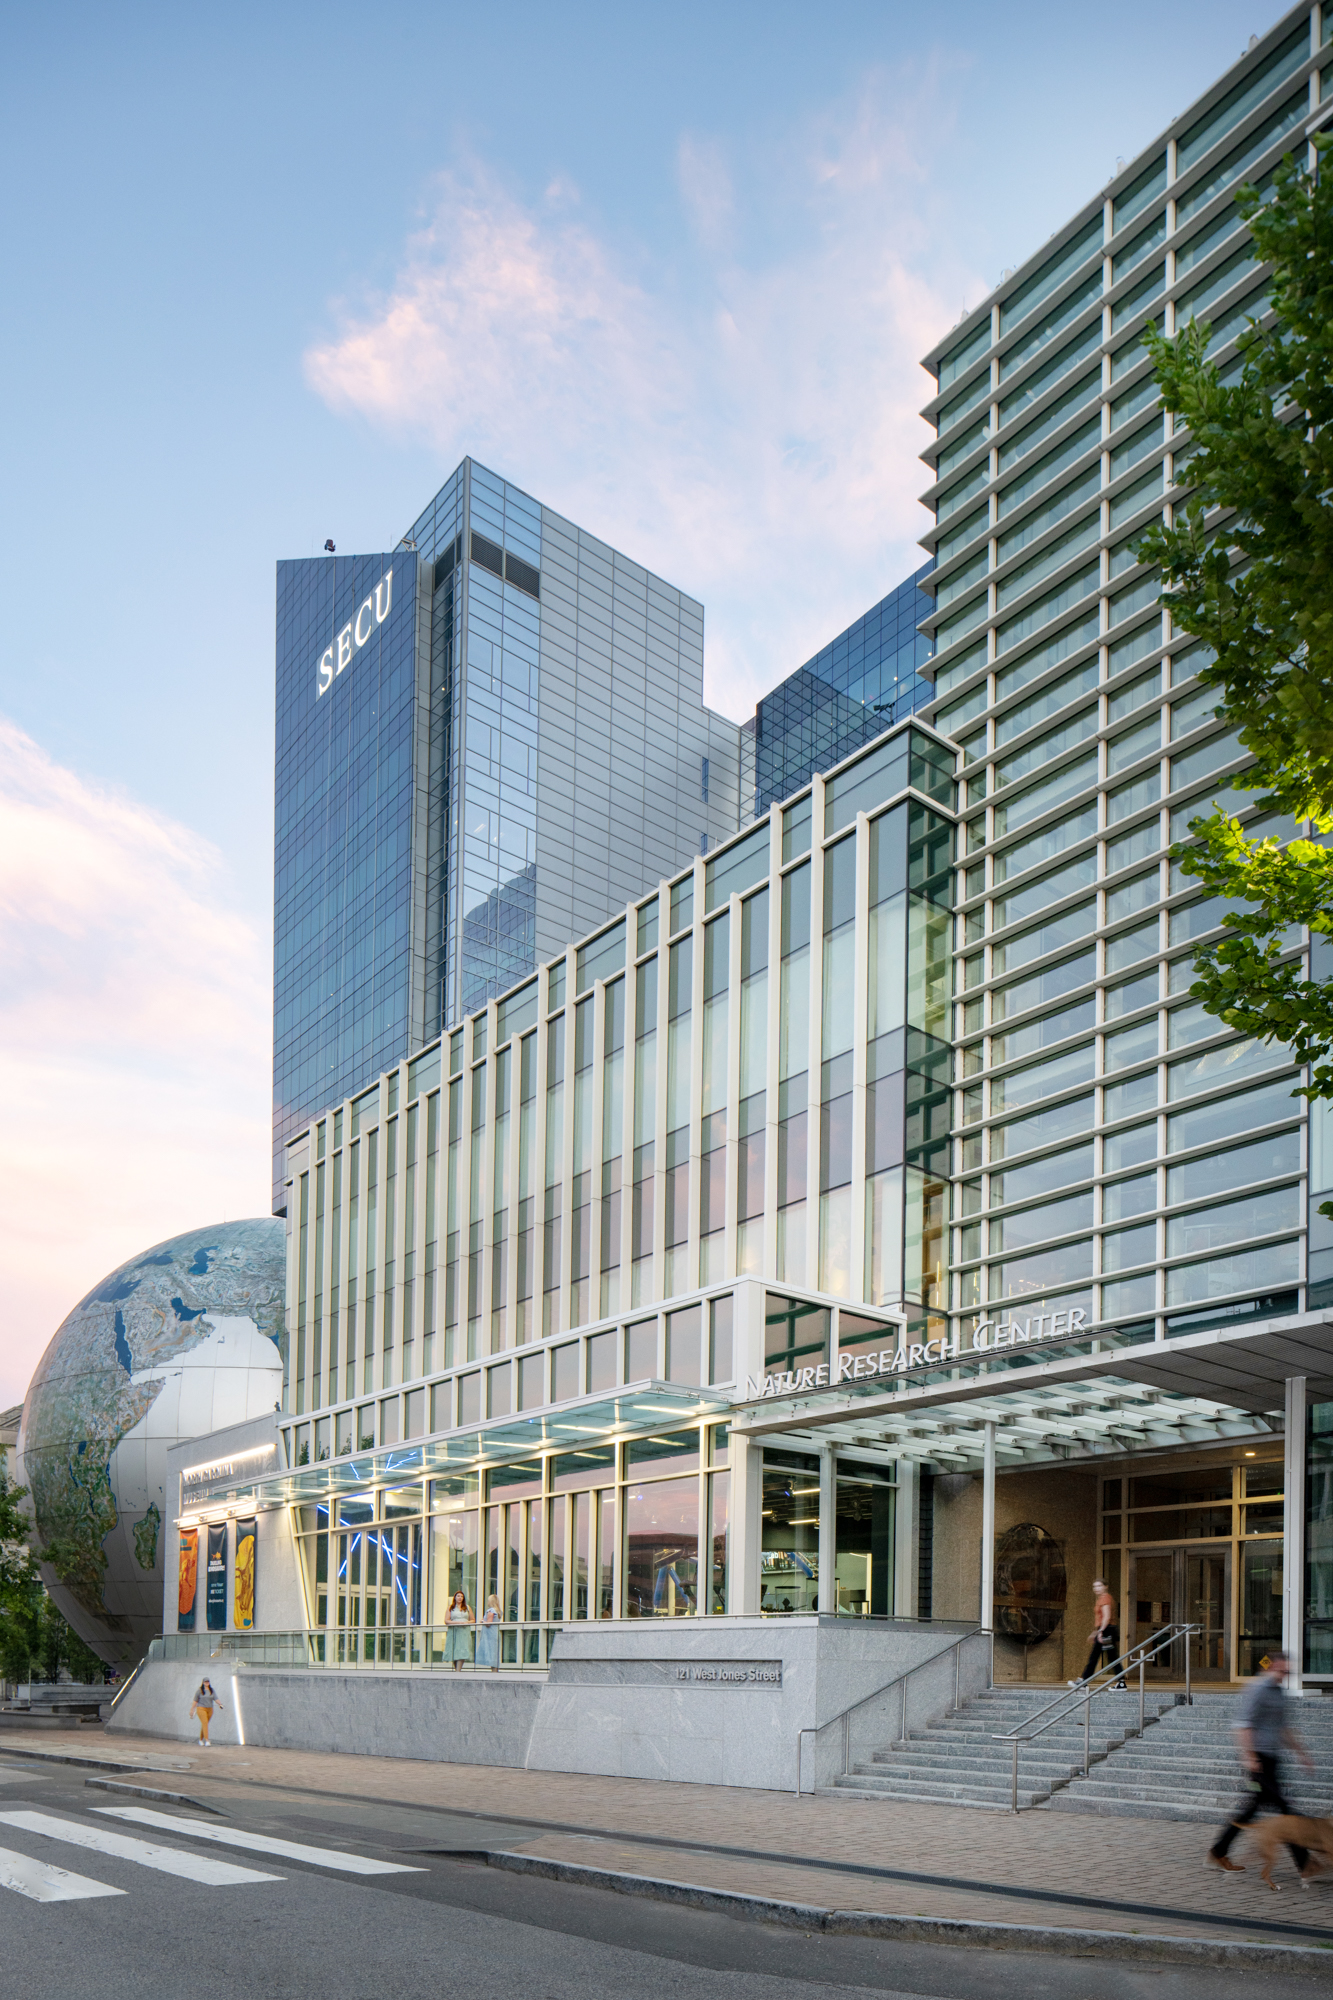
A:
293,1419,731,1659
923,15,1324,1353
283,718,954,1436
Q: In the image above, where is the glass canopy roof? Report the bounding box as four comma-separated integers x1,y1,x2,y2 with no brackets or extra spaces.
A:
180,1382,730,1515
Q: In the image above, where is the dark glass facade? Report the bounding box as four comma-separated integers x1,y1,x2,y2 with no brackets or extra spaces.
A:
748,562,935,818
273,547,421,1202
273,459,740,1209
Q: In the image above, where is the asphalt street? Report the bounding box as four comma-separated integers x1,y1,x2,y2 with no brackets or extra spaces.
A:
0,1755,1325,2000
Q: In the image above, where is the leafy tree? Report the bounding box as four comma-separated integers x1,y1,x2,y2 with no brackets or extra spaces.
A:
0,1473,109,1685
1137,139,1333,1101
0,1472,44,1683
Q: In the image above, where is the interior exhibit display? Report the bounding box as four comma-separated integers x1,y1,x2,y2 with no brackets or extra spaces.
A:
17,1220,285,1664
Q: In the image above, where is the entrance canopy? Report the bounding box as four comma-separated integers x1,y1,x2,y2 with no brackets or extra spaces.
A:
178,1382,728,1518
733,1311,1333,1472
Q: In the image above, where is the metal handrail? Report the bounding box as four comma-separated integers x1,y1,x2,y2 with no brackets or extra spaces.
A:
992,1621,1200,1812
795,1627,993,1796
105,1660,146,1716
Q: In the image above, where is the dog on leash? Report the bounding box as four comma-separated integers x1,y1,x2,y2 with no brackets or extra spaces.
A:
1248,1814,1333,1890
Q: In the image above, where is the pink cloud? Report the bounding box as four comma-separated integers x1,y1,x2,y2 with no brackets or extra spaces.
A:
304,73,984,723
0,719,270,1409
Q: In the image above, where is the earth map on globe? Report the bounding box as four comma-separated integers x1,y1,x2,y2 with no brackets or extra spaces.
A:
19,1219,286,1664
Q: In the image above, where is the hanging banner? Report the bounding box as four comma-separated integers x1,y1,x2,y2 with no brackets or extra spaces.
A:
233,1519,257,1630
177,1529,198,1632
206,1523,227,1631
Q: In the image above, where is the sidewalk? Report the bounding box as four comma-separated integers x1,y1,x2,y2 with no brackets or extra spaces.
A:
3,1723,1331,1951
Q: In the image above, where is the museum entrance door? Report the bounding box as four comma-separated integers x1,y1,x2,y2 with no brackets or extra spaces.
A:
1128,1546,1231,1681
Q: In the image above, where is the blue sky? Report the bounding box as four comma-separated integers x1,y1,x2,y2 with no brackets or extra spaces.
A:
0,0,1268,1398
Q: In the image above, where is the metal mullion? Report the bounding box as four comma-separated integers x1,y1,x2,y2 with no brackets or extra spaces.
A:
651,887,670,1304
557,950,576,1316
504,1038,522,1350
410,1085,429,1372
533,964,551,1339
686,853,707,1287
478,1002,499,1342
392,1064,410,1378
806,773,827,1284
453,1063,472,1362
849,812,871,1301
589,977,607,1320
617,901,637,1312
723,890,743,1282
369,1090,387,1391
699,1451,709,1618
763,816,782,1280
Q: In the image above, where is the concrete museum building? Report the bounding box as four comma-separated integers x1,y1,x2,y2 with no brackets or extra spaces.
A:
115,7,1333,1795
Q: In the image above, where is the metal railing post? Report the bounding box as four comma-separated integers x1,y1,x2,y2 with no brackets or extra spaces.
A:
1185,1629,1192,1706
843,1708,850,1776
1012,1736,1019,1813
901,1672,907,1745
1083,1688,1090,1776
1138,1652,1145,1734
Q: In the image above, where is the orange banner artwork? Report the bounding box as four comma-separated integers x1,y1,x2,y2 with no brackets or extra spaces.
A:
178,1528,198,1631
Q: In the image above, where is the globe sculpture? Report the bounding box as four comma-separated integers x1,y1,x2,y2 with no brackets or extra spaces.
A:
18,1220,285,1666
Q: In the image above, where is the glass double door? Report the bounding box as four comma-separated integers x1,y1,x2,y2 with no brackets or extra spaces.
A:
1129,1546,1230,1680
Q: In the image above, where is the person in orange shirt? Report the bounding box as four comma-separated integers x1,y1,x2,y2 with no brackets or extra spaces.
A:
1070,1579,1125,1688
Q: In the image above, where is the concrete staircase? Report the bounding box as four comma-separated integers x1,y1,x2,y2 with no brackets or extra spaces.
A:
823,1684,1180,1810
1049,1689,1333,1821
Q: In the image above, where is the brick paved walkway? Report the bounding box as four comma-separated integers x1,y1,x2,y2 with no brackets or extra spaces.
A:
4,1724,1332,1949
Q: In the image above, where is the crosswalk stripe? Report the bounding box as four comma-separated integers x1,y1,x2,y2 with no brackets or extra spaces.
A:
96,1806,425,1876
0,1811,282,1887
0,1843,123,1903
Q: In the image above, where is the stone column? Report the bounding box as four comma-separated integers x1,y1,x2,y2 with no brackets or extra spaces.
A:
893,1460,920,1618
817,1445,836,1617
980,1422,996,1634
729,1430,763,1615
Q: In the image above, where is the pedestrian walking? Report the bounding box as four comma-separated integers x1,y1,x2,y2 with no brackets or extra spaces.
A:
443,1590,473,1670
1069,1578,1124,1687
1209,1652,1314,1876
190,1676,223,1746
475,1592,501,1672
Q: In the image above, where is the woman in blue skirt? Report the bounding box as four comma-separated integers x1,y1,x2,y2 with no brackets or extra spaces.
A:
474,1592,501,1671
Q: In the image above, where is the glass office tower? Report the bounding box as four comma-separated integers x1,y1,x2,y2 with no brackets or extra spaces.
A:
741,565,935,821
273,459,742,1206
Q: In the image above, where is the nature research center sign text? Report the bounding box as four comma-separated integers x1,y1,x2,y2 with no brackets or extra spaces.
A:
745,1306,1089,1399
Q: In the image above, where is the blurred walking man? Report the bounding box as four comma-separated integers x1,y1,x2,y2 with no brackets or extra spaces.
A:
1208,1653,1313,1876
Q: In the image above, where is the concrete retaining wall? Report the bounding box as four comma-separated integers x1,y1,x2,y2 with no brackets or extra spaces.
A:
109,1660,542,1765
109,1618,982,1788
529,1618,974,1790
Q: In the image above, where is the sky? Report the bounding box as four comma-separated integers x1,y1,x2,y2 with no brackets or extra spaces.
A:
0,0,1270,1407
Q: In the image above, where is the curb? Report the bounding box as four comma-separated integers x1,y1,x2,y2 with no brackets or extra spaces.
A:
84,1777,224,1814
479,1851,1333,1971
0,1744,192,1775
